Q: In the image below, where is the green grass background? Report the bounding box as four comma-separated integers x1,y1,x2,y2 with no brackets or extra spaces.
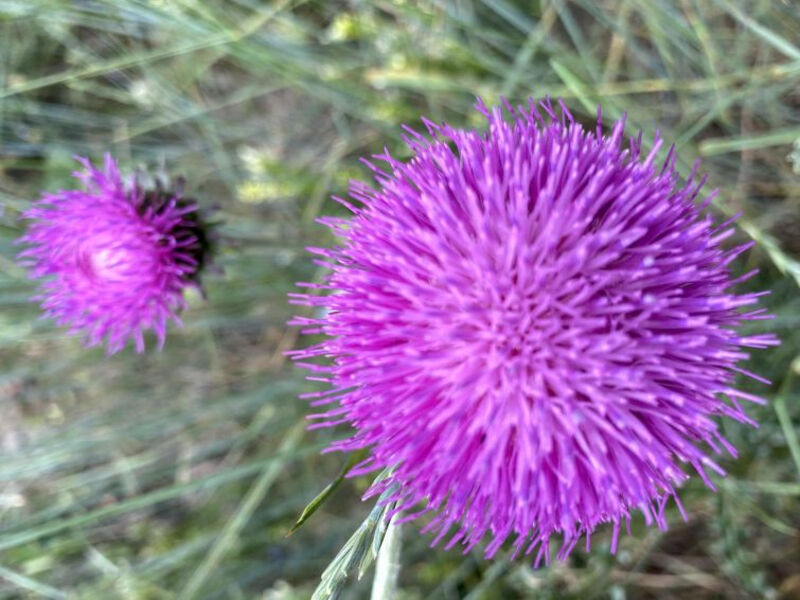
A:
1,1,800,598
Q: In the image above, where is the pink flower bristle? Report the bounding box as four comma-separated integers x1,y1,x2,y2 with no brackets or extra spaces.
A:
289,98,778,562
18,154,210,354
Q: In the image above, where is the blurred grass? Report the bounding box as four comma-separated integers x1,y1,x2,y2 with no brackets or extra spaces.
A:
0,0,799,598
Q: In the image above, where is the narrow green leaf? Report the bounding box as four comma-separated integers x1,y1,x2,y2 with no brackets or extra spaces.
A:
0,565,67,600
288,450,362,536
698,126,800,156
549,58,595,113
713,0,800,61
311,471,396,600
774,367,800,479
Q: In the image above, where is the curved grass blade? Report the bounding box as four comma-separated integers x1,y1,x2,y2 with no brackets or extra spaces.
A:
287,449,364,536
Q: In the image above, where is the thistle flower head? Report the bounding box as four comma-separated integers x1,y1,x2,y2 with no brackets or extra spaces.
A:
19,154,210,354
290,99,777,563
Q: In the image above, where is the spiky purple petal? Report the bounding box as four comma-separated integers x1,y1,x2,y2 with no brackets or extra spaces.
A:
18,154,208,354
289,99,778,562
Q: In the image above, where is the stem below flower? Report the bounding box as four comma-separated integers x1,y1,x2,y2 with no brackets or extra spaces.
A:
371,515,402,600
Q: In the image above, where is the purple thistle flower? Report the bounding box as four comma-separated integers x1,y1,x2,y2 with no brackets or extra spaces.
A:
289,99,778,564
19,154,210,354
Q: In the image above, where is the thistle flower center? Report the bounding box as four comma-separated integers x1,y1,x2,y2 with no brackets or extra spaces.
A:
75,228,156,286
83,246,134,281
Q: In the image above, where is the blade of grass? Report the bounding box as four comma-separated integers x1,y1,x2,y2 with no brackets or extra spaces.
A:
176,421,305,600
712,0,800,61
288,450,363,536
0,441,321,552
698,126,800,155
0,565,67,600
549,58,596,114
774,365,800,478
499,4,557,97
0,0,299,101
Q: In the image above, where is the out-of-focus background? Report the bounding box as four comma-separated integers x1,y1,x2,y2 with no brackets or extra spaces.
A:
1,1,799,598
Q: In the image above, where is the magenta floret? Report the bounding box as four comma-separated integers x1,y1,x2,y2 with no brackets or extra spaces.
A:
289,99,777,563
19,155,207,353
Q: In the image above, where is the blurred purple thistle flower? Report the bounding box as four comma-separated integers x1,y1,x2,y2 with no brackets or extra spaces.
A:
289,99,778,563
18,154,210,354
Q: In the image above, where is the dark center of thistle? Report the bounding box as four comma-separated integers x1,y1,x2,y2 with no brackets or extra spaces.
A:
139,186,214,284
